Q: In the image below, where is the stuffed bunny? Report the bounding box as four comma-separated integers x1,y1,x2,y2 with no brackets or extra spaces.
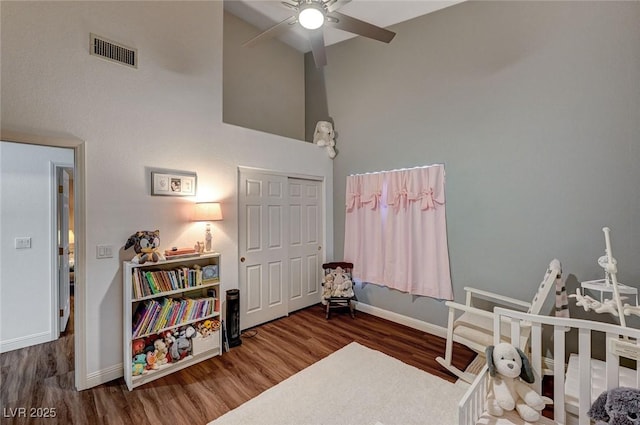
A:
588,387,640,425
486,343,551,422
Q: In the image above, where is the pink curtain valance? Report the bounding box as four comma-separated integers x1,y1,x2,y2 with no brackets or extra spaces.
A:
346,167,445,212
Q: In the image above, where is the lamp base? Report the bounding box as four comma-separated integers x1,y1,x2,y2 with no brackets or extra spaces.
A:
205,223,212,252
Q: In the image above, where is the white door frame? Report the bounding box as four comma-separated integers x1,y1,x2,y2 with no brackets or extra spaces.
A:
237,166,326,328
54,165,73,335
1,130,88,391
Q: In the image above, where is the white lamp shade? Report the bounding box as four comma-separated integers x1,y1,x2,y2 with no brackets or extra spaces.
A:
193,202,223,221
299,5,325,30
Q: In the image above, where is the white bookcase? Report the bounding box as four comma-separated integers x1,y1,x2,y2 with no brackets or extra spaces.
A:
123,253,222,390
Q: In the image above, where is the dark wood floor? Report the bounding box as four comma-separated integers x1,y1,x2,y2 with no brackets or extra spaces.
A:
1,304,476,425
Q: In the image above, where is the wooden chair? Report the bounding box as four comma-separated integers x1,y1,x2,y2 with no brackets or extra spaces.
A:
321,262,356,319
436,259,562,383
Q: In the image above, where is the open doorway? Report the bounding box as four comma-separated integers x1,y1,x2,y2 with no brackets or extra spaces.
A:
0,132,87,390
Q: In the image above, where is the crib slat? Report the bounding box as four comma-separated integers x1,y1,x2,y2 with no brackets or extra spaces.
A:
531,322,543,395
554,325,566,423
510,319,521,348
606,332,620,391
578,328,591,425
637,339,640,388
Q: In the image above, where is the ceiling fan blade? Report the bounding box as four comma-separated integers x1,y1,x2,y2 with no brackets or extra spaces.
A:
325,0,351,13
327,11,395,43
281,1,298,11
308,29,327,68
243,15,298,48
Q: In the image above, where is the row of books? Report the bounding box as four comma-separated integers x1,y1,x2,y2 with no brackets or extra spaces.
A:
132,266,212,299
132,296,216,338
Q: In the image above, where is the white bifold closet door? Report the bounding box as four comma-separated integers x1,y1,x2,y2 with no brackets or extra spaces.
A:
239,170,323,330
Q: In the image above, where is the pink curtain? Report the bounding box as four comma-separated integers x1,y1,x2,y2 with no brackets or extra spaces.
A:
344,172,385,284
344,165,452,299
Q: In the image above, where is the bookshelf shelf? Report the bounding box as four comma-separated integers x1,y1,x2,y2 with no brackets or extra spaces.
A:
123,252,222,390
132,280,220,303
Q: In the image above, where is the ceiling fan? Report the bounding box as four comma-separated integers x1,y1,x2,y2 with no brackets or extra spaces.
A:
242,0,396,67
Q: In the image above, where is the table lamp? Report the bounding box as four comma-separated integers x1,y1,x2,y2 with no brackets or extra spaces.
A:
193,202,223,252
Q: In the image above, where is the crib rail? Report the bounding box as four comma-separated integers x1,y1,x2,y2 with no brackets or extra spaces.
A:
458,364,488,425
459,308,640,425
493,307,640,425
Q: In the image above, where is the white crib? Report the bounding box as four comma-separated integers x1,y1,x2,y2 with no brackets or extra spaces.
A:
458,307,640,425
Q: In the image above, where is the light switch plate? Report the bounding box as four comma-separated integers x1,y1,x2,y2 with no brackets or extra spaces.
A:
96,244,114,259
15,237,31,249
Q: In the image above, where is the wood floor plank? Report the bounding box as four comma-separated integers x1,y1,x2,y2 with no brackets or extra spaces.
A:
0,304,476,424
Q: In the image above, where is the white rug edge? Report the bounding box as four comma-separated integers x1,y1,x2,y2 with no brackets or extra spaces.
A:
209,341,468,425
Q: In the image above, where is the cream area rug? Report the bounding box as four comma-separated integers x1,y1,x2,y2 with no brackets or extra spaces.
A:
208,342,468,425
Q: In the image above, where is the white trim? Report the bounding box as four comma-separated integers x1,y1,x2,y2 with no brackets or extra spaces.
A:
51,163,73,341
355,302,559,377
1,130,88,391
51,162,60,340
238,166,327,329
85,363,124,389
355,302,447,339
0,331,53,353
237,165,324,182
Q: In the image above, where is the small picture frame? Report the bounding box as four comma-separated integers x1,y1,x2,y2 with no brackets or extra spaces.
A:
151,171,197,196
202,265,219,281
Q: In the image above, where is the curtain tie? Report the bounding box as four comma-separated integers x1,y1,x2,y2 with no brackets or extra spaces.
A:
390,189,409,211
346,192,361,212
361,191,382,210
420,188,444,211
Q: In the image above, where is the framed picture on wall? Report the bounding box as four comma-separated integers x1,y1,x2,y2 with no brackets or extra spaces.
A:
151,171,197,196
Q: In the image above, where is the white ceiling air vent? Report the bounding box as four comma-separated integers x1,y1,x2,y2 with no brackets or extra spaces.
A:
90,33,137,68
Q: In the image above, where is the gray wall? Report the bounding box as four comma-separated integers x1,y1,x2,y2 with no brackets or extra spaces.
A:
224,11,305,140
310,1,640,327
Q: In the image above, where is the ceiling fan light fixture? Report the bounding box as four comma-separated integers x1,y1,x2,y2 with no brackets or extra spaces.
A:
298,4,325,30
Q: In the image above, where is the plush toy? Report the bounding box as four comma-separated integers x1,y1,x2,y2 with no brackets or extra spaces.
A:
170,326,196,361
588,387,640,425
124,230,166,264
132,353,147,376
486,343,550,422
132,339,145,355
153,338,169,366
162,330,175,363
196,320,211,338
330,266,354,298
313,121,337,159
196,319,219,338
321,273,335,305
146,350,158,370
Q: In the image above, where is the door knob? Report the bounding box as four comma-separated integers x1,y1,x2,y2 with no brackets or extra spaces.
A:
318,246,322,251
240,256,246,262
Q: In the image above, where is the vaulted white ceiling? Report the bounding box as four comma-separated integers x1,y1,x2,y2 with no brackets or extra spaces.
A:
224,0,464,52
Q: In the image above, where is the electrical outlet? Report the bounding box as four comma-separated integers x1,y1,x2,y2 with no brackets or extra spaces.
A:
15,237,31,249
96,244,114,259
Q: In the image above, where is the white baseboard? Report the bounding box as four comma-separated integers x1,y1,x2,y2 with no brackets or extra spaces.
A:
86,363,123,389
355,301,447,339
355,301,558,375
0,331,52,354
